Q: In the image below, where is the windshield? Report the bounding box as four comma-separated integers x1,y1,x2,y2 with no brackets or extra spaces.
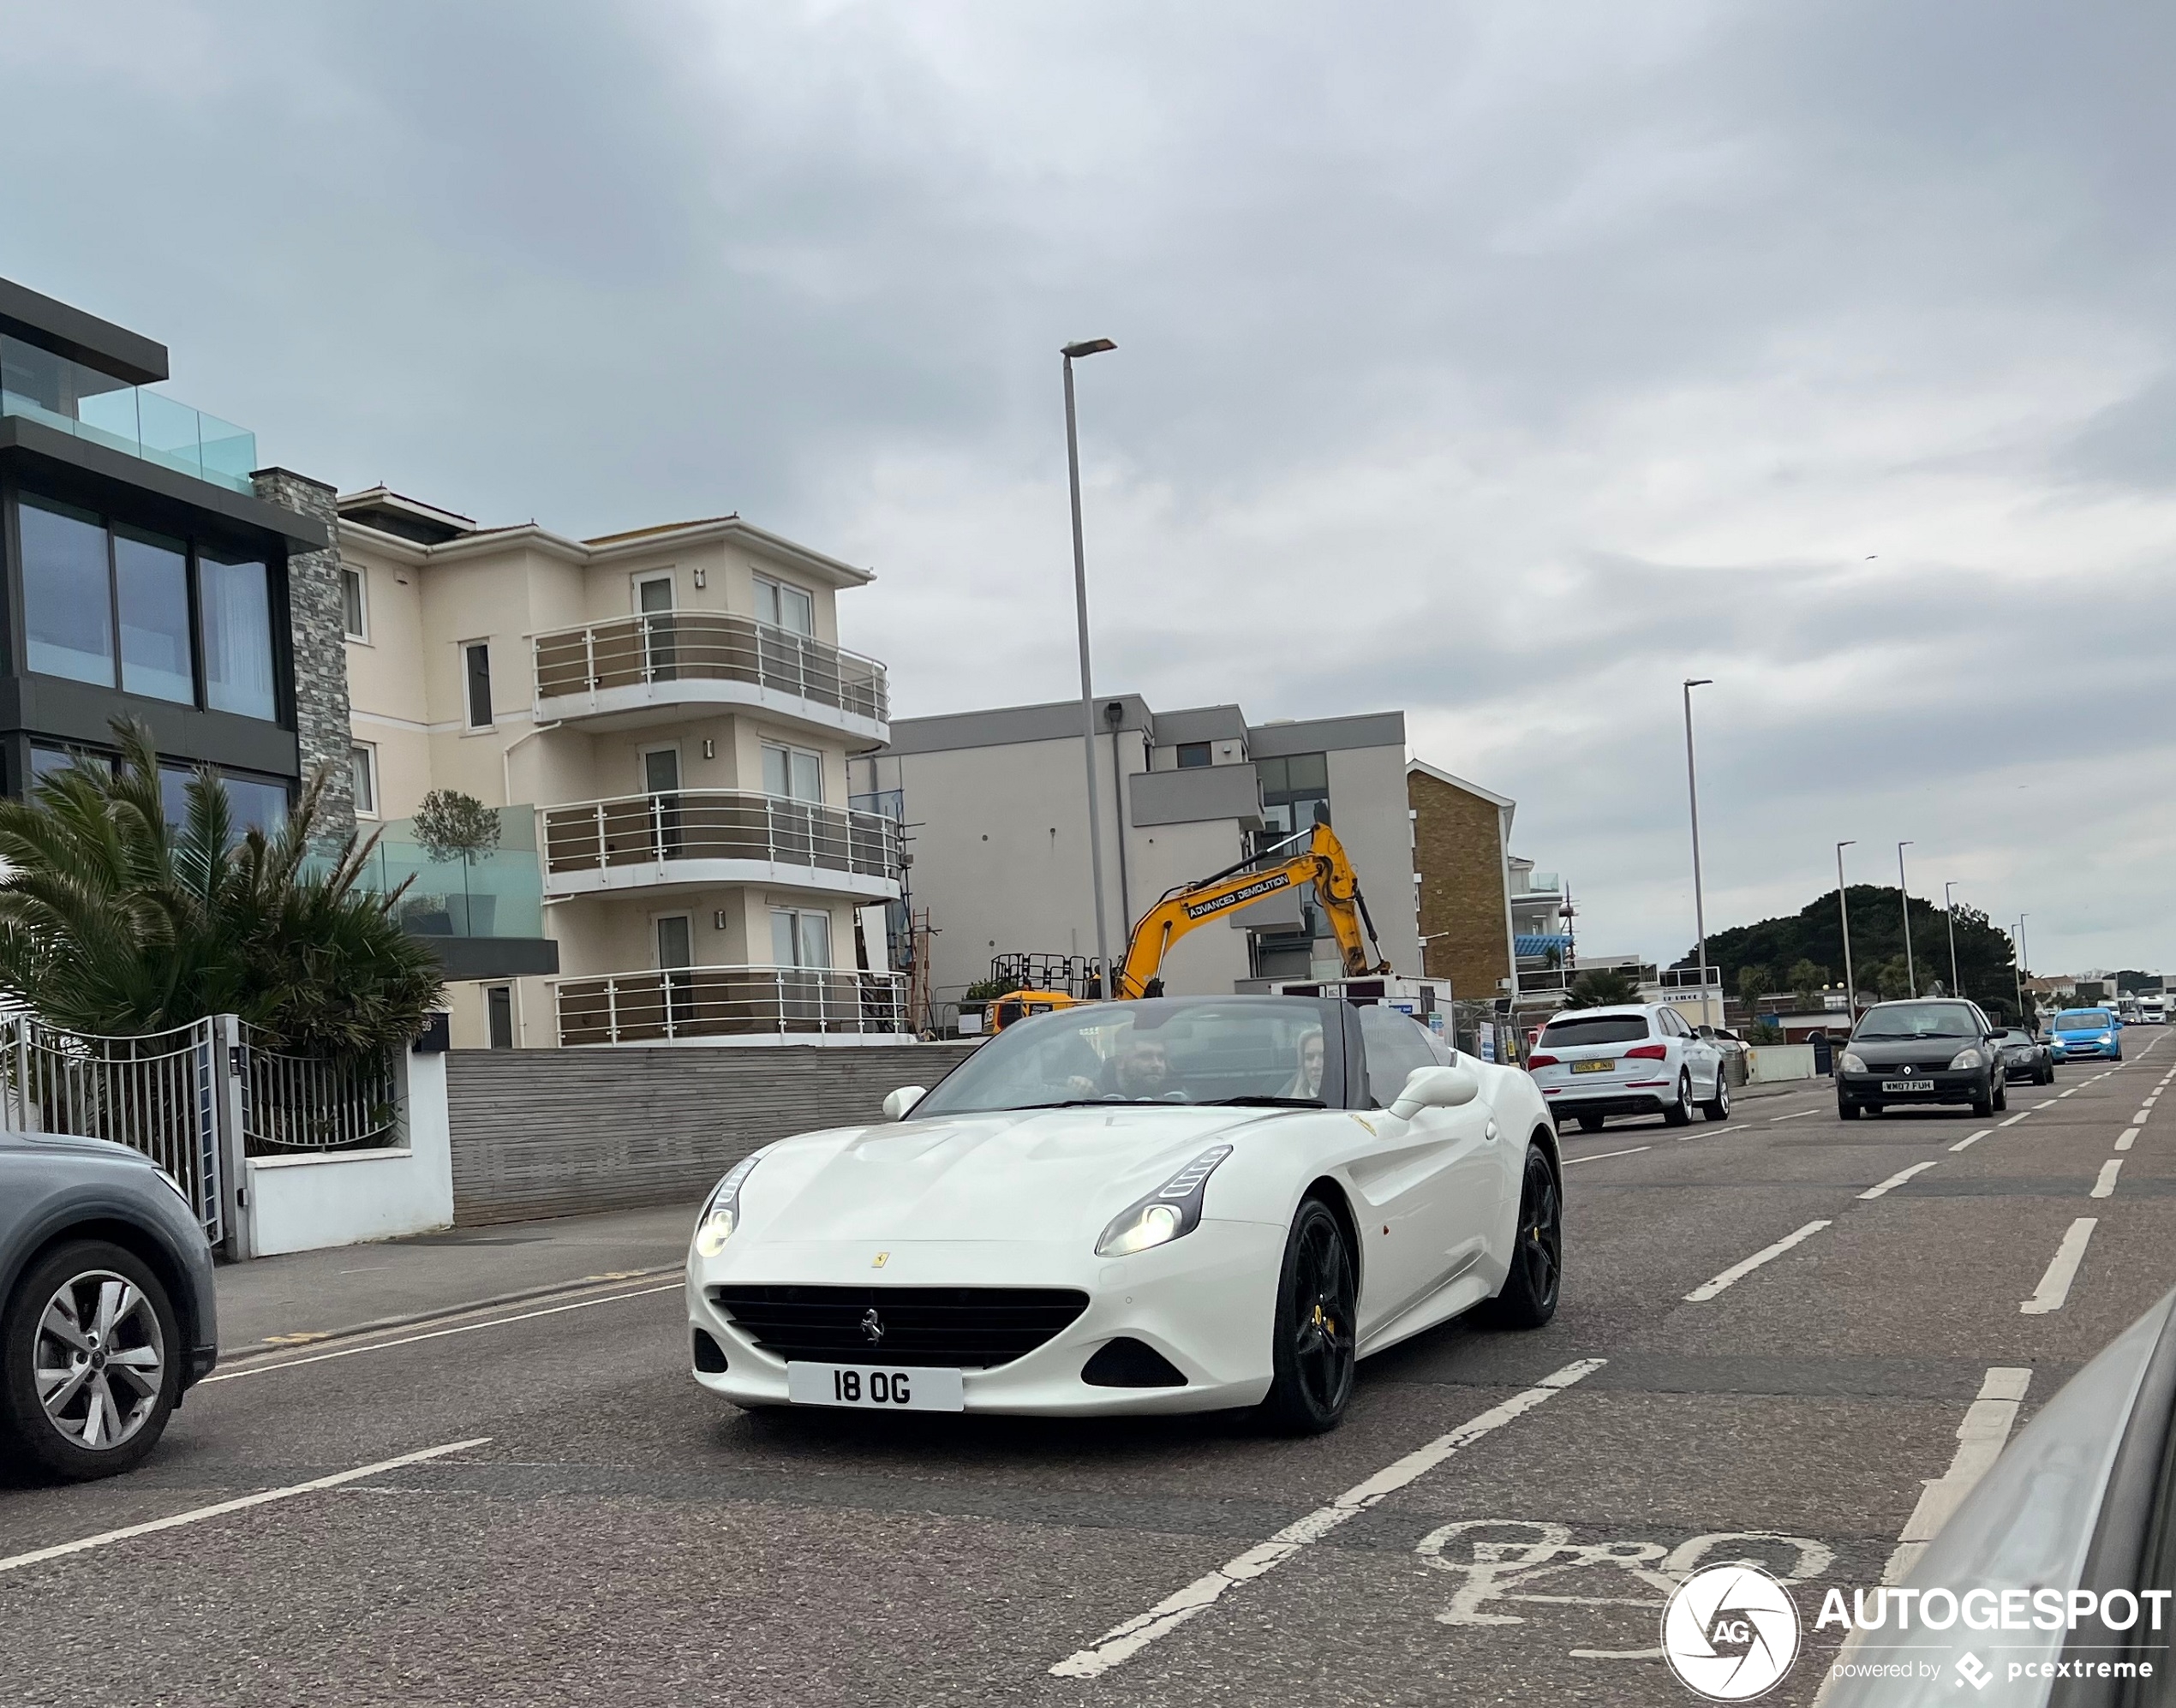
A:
2054,1010,2114,1032
913,997,1348,1116
1539,1014,1651,1048
1854,1002,1982,1040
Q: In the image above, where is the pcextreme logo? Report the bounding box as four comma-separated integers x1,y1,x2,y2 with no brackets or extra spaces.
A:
1662,1565,1802,1700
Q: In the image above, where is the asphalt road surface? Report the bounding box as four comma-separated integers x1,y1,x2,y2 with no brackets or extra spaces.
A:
4,1037,2172,1707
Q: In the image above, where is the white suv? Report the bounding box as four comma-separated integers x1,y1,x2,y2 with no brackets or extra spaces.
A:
1527,1003,1730,1132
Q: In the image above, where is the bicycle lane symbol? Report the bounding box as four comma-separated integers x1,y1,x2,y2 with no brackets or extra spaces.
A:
1414,1520,1836,1659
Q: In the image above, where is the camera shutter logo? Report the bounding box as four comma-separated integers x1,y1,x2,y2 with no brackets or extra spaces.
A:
1660,1564,1800,1700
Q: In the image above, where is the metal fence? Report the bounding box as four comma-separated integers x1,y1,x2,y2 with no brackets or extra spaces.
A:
553,965,909,1046
541,791,901,887
239,1025,398,1153
532,612,888,725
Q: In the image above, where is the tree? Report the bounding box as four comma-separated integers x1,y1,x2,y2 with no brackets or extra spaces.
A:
1736,964,1772,1004
1563,967,1641,1008
1785,960,1828,1007
413,790,501,862
0,721,444,1055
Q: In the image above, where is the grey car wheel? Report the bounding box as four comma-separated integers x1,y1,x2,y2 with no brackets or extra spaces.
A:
2,1240,179,1480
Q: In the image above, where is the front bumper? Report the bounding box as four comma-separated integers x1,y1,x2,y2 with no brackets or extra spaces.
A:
1838,1069,1985,1105
2052,1039,2118,1060
685,1219,1288,1416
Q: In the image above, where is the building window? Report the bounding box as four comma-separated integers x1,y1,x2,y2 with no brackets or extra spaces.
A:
1256,751,1330,844
200,548,276,720
1175,742,1211,769
155,762,287,834
770,907,831,968
755,575,814,636
463,641,493,728
342,564,368,641
116,526,194,704
350,744,378,817
636,573,673,614
761,742,823,803
19,495,115,687
485,985,515,1049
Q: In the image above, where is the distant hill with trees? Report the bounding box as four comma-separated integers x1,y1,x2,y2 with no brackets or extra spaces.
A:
1672,887,2027,1024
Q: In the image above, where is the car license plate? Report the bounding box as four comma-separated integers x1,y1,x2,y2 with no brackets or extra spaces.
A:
786,1362,964,1412
1571,1059,1614,1074
1880,1079,1935,1093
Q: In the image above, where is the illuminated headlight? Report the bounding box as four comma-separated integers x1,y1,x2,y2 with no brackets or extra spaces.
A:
1096,1145,1233,1258
1948,1048,1984,1070
1840,1051,1868,1074
693,1150,770,1257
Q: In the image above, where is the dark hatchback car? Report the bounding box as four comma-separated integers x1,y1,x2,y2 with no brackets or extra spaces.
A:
0,1130,218,1480
1993,1025,2056,1085
1837,998,2009,1119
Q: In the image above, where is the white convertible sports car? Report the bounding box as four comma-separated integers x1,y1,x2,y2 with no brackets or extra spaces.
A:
684,994,1563,1433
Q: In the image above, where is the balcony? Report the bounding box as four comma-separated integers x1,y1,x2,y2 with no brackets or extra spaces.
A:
317,807,559,980
554,964,908,1046
1,334,257,494
532,612,888,741
541,790,901,900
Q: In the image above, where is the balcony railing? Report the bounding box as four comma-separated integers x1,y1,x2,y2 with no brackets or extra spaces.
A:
1,335,258,493
317,806,546,940
532,612,888,726
555,964,907,1045
541,790,901,887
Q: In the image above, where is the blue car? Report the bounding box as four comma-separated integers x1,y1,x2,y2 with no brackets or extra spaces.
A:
2049,1006,2123,1061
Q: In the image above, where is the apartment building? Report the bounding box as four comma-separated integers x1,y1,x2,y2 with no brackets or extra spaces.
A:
1407,761,1516,1005
0,277,344,826
337,490,900,1049
850,699,1418,1011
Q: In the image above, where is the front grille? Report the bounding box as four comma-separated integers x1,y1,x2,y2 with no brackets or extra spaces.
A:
711,1285,1091,1369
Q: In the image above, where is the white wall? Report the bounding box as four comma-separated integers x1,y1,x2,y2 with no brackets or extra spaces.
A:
1324,744,1422,974
245,1050,455,1256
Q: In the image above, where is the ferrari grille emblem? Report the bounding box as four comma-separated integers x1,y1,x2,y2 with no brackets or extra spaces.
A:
871,1251,889,1269
861,1308,886,1345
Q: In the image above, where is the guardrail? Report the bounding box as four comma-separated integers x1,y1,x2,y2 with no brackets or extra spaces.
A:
553,965,909,1045
541,791,900,886
532,612,888,725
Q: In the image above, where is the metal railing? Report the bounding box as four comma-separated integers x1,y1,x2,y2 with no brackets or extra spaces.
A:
1658,965,1723,990
239,1025,398,1153
553,965,909,1045
532,612,888,725
541,790,901,887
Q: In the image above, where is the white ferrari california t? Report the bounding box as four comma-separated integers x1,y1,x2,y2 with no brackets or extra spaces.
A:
684,994,1563,1433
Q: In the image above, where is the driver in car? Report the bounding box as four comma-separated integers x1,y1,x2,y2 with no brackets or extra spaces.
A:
1281,1027,1325,1100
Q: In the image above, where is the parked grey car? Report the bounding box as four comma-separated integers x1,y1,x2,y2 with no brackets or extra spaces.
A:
0,1130,218,1480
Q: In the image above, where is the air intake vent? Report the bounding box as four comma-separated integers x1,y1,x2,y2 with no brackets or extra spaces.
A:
712,1285,1089,1369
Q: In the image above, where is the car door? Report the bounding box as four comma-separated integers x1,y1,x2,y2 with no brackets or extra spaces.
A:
1670,1009,1719,1096
1347,1006,1501,1338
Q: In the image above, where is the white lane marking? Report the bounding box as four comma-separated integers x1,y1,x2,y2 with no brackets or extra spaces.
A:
1951,1129,1994,1152
1563,1146,1651,1165
202,1284,683,1384
1998,1111,2032,1127
2019,1218,2099,1314
1768,1109,1819,1122
0,1436,492,1575
1683,1221,1832,1303
1047,1359,1606,1679
2059,1089,2077,1098
1860,1161,1940,1200
2093,1160,2124,1199
2137,1111,2154,1126
1884,1367,2032,1583
1676,1122,1750,1142
2118,1128,2140,1151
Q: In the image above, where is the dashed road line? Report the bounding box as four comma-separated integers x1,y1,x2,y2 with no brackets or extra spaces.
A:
1999,1110,2032,1126
1046,1359,1606,1679
1859,1161,1940,1200
1563,1146,1651,1165
1883,1366,2033,1582
2019,1218,2098,1315
1684,1221,1832,1303
2118,1128,2140,1151
2092,1160,2124,1199
1768,1108,1819,1122
0,1436,493,1575
1949,1128,1994,1152
2137,1110,2154,1126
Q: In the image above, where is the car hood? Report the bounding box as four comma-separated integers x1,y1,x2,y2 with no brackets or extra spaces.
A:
0,1127,153,1165
732,1104,1284,1247
1845,1036,1982,1066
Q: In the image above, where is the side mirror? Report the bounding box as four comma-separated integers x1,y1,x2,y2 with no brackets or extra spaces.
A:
882,1086,927,1121
1389,1064,1480,1120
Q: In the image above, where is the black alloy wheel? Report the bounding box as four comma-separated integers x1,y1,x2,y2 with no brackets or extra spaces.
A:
1484,1144,1563,1329
1260,1198,1358,1436
1663,1072,1694,1127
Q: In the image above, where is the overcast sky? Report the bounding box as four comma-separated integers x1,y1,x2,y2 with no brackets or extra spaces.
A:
6,2,2172,977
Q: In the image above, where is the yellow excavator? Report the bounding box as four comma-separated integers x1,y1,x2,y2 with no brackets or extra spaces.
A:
988,821,1393,1030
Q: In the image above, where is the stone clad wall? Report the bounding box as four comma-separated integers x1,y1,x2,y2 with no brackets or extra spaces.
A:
252,466,354,837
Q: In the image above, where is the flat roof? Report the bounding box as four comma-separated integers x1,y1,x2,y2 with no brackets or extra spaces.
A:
0,277,167,387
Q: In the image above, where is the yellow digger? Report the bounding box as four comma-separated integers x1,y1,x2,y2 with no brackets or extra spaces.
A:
988,821,1392,1030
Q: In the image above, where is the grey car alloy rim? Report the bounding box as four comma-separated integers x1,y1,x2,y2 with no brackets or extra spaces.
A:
34,1270,165,1451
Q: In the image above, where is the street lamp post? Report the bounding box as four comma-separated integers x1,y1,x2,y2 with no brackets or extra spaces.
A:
1061,337,1117,992
1897,841,1916,998
1943,881,1961,998
2017,914,2031,1023
1837,842,1858,1017
1682,678,1715,1028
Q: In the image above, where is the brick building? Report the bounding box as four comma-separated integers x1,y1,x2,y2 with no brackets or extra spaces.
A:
1407,759,1516,1006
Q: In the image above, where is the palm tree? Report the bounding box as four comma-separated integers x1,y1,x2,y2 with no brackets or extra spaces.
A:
0,721,442,1054
1563,967,1641,1008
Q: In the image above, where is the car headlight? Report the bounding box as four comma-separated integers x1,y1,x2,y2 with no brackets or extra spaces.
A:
1841,1051,1868,1074
1096,1145,1233,1257
1948,1048,1984,1070
693,1150,770,1257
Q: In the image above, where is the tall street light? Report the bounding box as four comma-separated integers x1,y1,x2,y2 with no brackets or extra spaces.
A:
1836,842,1858,1017
2017,913,2031,1023
1943,881,1962,998
1061,337,1117,991
1682,678,1715,1028
1897,840,1916,997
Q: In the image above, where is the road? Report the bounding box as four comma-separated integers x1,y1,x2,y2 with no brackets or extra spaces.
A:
3,1038,2171,1707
